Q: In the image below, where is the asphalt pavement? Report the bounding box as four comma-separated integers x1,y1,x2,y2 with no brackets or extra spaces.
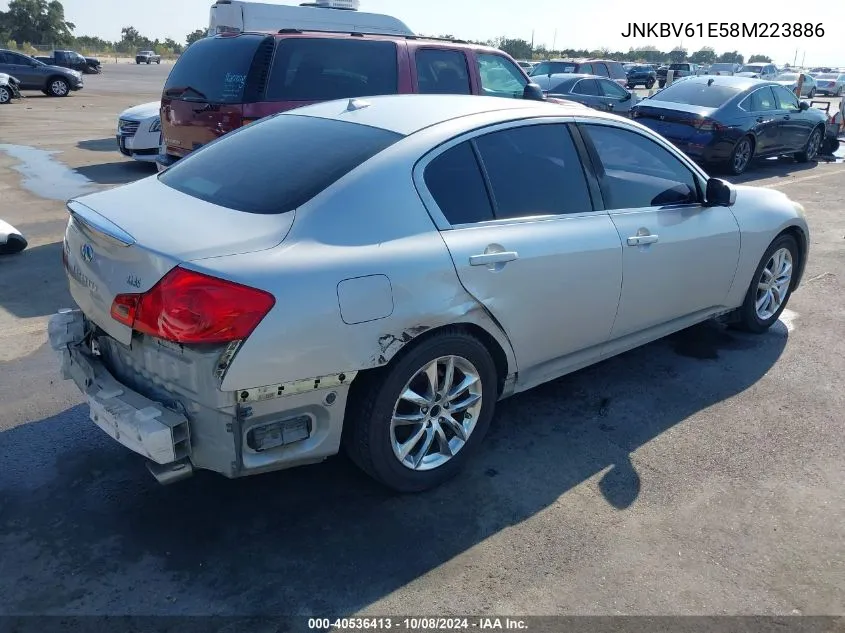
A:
0,64,843,618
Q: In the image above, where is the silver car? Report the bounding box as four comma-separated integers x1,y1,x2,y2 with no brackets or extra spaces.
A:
774,72,817,97
813,72,845,96
50,95,810,492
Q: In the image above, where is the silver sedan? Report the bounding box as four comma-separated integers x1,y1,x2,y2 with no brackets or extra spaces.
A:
50,95,810,492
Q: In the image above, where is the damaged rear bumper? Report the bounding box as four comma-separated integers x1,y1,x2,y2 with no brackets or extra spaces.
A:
48,309,355,483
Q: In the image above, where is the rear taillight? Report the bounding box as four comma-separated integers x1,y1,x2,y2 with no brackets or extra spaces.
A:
697,118,725,132
110,267,275,345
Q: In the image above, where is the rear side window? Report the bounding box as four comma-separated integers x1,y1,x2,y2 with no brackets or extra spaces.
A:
572,79,599,96
159,115,402,214
164,35,265,103
424,142,494,225
608,62,627,80
266,38,398,101
474,124,593,219
415,49,471,95
592,63,609,77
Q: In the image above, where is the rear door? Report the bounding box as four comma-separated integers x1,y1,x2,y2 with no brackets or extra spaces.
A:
413,47,472,95
416,121,623,383
161,34,272,159
742,86,783,154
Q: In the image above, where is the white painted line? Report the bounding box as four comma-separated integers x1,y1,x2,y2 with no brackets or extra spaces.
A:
779,308,799,333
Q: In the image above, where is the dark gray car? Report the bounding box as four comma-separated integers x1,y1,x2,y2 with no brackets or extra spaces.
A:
534,73,637,115
0,49,84,96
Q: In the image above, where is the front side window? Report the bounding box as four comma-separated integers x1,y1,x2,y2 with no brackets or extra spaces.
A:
415,49,471,95
267,38,399,102
772,85,799,111
476,53,527,99
424,141,495,225
599,79,629,98
581,124,699,209
473,124,593,219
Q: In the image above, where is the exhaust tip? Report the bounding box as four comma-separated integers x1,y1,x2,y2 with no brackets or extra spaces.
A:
147,459,194,485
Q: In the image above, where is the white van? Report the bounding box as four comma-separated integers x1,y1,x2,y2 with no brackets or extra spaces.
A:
208,0,414,37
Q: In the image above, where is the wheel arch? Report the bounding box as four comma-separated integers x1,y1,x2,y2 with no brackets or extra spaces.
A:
46,74,69,90
776,224,809,290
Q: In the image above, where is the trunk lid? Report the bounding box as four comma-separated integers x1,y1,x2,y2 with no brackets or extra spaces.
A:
633,101,716,141
63,177,294,345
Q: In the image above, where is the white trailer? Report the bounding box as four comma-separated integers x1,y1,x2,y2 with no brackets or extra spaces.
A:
208,0,414,37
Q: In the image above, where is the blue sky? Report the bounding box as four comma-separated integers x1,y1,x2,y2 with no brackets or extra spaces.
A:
1,0,841,65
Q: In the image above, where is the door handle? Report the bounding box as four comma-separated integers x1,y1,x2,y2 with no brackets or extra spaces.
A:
756,116,764,123
783,115,791,120
627,234,659,246
469,251,519,266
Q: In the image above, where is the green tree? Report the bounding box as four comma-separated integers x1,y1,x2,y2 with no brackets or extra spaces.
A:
631,46,664,64
0,0,75,47
689,47,716,64
668,47,687,63
498,37,532,60
186,29,206,46
717,50,744,64
748,54,771,63
163,37,183,55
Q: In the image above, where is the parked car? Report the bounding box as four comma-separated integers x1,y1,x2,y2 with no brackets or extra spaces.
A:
158,31,545,168
34,50,101,74
0,72,22,104
0,49,83,96
736,63,778,80
632,76,827,175
530,59,628,87
136,50,161,65
707,63,742,76
537,73,638,115
774,72,816,97
517,60,537,73
625,64,657,88
116,102,162,164
656,63,699,87
813,72,844,96
51,94,809,491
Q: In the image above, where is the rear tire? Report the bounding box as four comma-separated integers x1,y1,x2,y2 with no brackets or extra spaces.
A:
658,80,665,88
808,88,816,98
795,126,823,163
727,136,754,175
0,86,11,105
732,234,799,334
343,330,499,492
646,77,655,89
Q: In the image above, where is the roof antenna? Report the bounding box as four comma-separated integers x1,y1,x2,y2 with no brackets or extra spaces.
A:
345,98,371,112
708,78,715,86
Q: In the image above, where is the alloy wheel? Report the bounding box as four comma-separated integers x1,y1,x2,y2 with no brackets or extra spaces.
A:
0,86,10,104
733,139,752,173
806,130,822,161
755,248,793,321
51,80,68,96
390,355,483,471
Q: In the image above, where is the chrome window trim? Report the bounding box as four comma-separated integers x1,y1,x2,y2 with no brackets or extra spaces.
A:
413,116,607,232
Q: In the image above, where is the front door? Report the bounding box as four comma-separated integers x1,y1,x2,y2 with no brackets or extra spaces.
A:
416,121,623,384
772,85,813,151
5,52,41,89
578,122,741,340
745,86,783,155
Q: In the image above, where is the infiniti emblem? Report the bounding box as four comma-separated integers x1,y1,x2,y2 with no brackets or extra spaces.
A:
80,243,94,263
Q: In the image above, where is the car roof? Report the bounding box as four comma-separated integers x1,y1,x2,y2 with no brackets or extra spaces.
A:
546,73,606,81
665,75,776,91
282,94,588,136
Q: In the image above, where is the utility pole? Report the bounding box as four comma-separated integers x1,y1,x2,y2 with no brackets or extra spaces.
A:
531,30,535,54
793,49,797,67
800,51,806,68
551,29,557,56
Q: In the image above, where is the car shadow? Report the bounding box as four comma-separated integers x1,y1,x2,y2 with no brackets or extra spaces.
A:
77,138,117,153
0,241,72,319
0,320,789,615
722,156,822,184
74,161,156,185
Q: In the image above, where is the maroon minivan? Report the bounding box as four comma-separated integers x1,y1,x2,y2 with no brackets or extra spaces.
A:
158,31,545,167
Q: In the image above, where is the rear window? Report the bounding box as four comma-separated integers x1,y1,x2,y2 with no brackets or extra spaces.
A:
266,38,398,101
817,73,839,79
164,35,264,103
652,80,742,107
531,61,577,76
159,115,402,214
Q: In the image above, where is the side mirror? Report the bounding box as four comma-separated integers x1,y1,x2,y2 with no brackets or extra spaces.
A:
799,101,810,111
523,82,545,102
705,178,736,206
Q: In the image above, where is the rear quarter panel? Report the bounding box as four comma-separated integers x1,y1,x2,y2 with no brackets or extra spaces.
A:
190,128,518,392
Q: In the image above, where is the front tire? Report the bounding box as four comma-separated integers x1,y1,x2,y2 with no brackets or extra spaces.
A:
344,330,499,492
795,126,823,163
808,88,816,98
728,136,754,175
646,77,655,89
658,80,665,88
733,235,799,333
47,78,69,97
0,85,11,105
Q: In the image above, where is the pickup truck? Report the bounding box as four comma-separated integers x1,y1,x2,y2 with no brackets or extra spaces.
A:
136,51,161,65
656,63,700,88
34,50,101,74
